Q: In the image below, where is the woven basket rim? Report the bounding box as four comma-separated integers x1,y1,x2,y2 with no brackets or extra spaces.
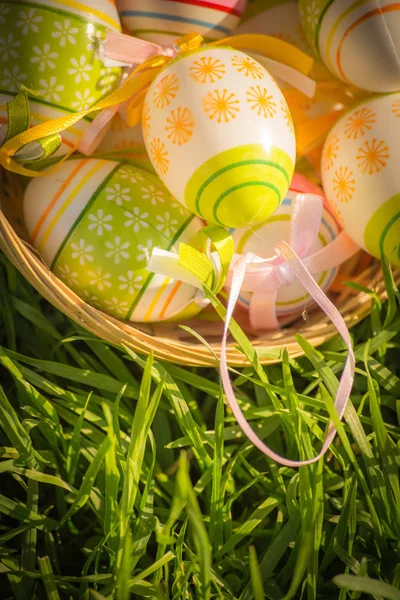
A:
1,173,398,367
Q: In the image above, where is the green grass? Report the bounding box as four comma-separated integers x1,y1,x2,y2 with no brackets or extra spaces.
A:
0,251,399,600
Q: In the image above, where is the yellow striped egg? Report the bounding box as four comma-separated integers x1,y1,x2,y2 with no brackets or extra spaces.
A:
321,93,400,265
97,113,155,174
299,0,400,92
23,159,205,322
0,0,121,160
116,0,248,46
230,174,341,317
143,46,296,229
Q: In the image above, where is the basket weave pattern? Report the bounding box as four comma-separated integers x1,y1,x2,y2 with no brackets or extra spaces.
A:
1,169,398,367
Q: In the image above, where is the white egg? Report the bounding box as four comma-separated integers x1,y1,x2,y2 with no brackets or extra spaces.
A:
321,93,400,265
143,46,296,229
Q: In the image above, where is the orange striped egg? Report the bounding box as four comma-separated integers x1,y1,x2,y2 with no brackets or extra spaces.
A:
23,159,205,322
0,1,121,161
116,0,248,46
299,0,400,92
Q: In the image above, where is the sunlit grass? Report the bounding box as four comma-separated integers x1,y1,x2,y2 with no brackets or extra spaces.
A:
0,252,399,599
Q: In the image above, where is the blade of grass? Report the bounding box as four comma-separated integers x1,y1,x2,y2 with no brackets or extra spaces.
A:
38,555,60,600
66,393,92,485
116,354,164,574
21,479,38,594
0,385,38,469
60,435,111,524
102,402,120,553
217,496,279,558
209,391,225,552
131,438,157,570
2,349,138,399
249,546,265,600
176,452,211,600
333,575,400,600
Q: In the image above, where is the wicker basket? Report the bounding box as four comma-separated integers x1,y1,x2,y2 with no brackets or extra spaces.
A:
1,168,398,367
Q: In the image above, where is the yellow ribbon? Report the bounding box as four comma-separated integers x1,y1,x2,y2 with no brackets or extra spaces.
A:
0,32,314,177
178,225,235,293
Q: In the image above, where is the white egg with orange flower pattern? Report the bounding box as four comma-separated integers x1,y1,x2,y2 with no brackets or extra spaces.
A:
321,93,400,265
143,46,296,229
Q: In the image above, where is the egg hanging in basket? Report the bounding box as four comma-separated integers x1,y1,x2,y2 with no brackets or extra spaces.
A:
23,159,207,322
116,0,248,46
0,0,122,160
299,0,400,92
321,93,400,265
143,46,296,229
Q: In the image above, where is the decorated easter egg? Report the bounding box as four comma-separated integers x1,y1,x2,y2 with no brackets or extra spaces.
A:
143,46,296,229
96,113,155,173
299,0,400,92
237,0,309,52
116,0,248,46
230,175,341,316
23,159,205,322
0,1,121,158
321,94,400,265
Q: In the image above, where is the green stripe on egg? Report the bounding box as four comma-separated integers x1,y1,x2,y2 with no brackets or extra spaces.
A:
185,145,294,228
365,193,400,266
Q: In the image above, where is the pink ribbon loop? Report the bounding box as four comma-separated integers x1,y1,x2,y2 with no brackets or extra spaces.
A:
220,239,356,468
101,30,177,64
225,194,360,330
78,31,180,156
219,193,360,466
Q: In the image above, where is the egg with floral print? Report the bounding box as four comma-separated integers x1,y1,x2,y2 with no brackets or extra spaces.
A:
143,46,296,229
23,159,206,322
299,0,400,92
321,93,400,265
0,1,121,160
116,0,248,46
229,173,341,320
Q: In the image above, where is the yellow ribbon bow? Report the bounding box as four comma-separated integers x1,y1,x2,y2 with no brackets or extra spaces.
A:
0,32,314,177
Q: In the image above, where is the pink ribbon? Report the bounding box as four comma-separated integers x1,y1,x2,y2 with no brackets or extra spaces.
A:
225,194,360,330
78,31,179,156
220,194,358,467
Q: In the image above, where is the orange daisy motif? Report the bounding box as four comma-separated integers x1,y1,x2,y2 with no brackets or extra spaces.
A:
231,55,264,80
344,107,376,140
190,56,226,83
392,98,400,117
246,86,276,118
150,138,169,175
165,106,194,145
280,98,294,133
332,166,355,203
153,74,179,109
142,103,151,139
356,138,389,174
203,89,240,123
322,133,339,171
